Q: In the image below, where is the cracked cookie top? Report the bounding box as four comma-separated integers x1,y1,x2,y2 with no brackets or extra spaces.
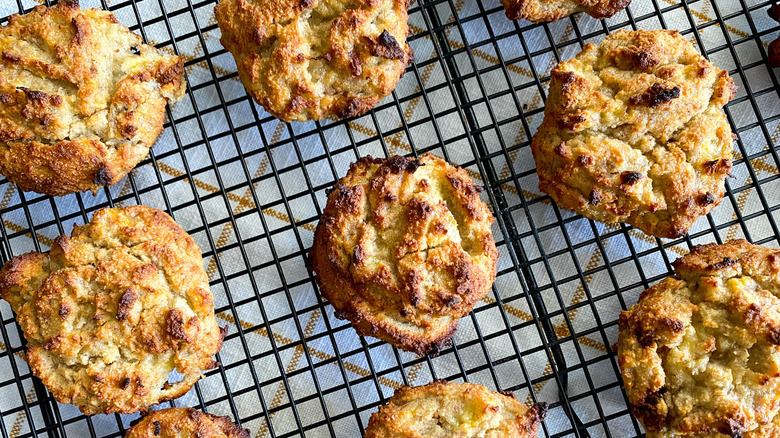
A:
126,408,249,438
214,0,413,122
310,154,498,355
0,206,224,415
365,380,546,437
531,30,736,238
501,0,631,22
0,1,186,196
618,240,780,437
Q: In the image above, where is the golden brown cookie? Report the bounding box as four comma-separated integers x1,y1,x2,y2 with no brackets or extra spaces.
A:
618,240,780,437
531,30,736,238
365,380,547,437
310,154,498,355
214,0,413,122
501,0,630,22
0,206,224,415
0,1,186,196
125,408,248,438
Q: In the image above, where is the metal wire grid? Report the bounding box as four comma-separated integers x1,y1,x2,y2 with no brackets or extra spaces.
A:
0,0,777,437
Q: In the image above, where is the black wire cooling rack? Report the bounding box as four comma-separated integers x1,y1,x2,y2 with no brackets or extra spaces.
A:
1,0,779,437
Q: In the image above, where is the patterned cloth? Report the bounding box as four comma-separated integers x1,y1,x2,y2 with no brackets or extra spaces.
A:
0,0,778,437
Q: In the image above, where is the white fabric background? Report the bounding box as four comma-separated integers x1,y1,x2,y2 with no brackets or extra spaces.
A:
0,0,778,437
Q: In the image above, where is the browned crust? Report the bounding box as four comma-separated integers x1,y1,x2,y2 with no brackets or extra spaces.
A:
0,206,223,415
0,2,186,196
214,0,413,122
365,381,546,437
125,408,249,438
501,0,631,22
618,240,780,437
531,30,736,238
768,5,780,67
309,154,498,355
769,39,780,68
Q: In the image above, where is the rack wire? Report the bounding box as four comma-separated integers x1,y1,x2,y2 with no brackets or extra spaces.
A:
0,0,778,437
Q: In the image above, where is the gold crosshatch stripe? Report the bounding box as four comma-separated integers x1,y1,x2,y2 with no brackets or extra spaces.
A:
448,40,535,78
751,156,780,176
662,0,758,43
555,240,608,343
153,162,317,234
3,221,54,248
217,312,405,390
576,335,608,352
526,362,552,406
205,125,280,279
254,309,323,438
481,295,607,353
155,162,253,210
482,296,533,321
8,386,35,438
0,184,16,209
726,186,753,241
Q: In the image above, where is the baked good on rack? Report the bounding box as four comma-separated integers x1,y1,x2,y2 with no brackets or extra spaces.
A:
501,0,631,22
310,154,498,355
618,239,780,437
0,206,224,415
125,408,249,438
364,380,547,437
767,5,780,67
531,29,736,238
0,1,186,196
214,0,413,122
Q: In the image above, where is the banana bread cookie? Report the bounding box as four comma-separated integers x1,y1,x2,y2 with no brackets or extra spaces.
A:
310,154,498,355
618,240,780,437
125,408,248,438
0,206,224,415
531,30,736,238
0,1,186,196
365,380,547,437
214,0,413,122
501,0,631,22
